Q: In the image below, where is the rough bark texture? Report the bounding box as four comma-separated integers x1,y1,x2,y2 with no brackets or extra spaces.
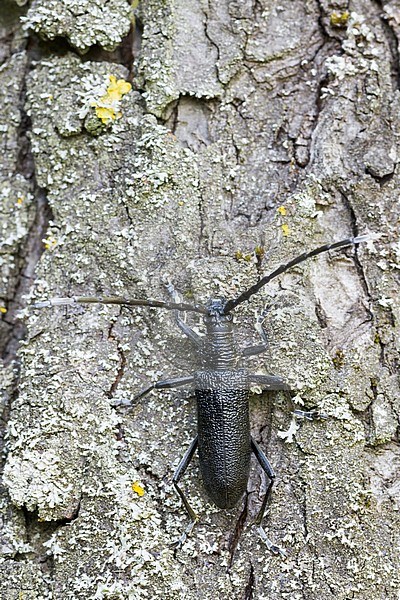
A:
0,0,399,598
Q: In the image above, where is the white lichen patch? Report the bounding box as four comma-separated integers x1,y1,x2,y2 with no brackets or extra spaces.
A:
22,0,131,53
3,448,78,513
0,178,33,297
371,392,398,443
322,11,384,98
277,416,300,443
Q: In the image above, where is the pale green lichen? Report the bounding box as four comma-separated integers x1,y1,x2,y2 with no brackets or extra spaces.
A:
22,0,132,53
3,52,206,597
0,51,37,358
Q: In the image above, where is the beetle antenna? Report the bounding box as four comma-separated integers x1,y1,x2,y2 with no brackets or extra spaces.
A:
33,295,208,315
223,233,378,314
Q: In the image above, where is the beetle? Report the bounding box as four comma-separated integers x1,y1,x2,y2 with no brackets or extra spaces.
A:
34,233,371,554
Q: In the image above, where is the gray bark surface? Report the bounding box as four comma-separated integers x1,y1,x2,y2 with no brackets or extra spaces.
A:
0,0,399,598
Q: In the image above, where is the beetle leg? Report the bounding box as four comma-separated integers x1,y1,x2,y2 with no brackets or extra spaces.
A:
241,310,271,357
171,436,199,550
131,375,194,403
255,313,270,346
175,316,202,347
164,280,202,347
242,344,267,357
251,438,286,558
249,374,290,391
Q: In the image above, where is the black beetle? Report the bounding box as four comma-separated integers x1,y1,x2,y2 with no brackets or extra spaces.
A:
34,234,371,554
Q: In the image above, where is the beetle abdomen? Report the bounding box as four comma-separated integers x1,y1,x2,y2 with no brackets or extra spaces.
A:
195,369,250,509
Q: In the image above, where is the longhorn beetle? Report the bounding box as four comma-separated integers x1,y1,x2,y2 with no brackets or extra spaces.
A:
34,233,372,554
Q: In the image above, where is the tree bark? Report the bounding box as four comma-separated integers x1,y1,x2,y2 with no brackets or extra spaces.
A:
1,0,399,598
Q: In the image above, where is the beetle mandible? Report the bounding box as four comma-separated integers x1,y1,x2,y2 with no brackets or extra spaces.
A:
34,233,372,554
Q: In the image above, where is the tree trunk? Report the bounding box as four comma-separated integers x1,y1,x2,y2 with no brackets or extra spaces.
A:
1,1,399,598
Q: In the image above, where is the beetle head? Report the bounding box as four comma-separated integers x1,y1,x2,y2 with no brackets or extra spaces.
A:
204,298,232,329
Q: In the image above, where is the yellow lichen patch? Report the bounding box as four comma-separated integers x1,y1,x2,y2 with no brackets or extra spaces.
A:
235,250,252,262
93,74,132,125
277,205,287,216
16,196,24,205
281,223,291,236
0,306,7,314
330,11,349,27
131,481,145,497
107,75,131,100
95,106,119,123
42,235,57,251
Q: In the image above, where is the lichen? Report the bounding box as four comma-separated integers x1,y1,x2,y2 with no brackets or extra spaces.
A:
322,12,383,98
3,52,205,597
2,0,399,597
0,53,35,312
22,0,132,54
330,11,350,28
77,73,132,128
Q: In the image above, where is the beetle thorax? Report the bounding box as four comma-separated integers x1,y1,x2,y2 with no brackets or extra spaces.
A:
200,298,239,369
